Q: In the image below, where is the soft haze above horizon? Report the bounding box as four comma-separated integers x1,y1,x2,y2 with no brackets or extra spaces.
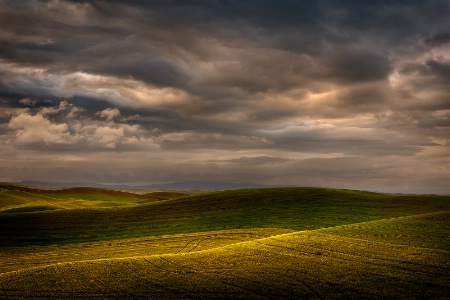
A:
1,0,449,194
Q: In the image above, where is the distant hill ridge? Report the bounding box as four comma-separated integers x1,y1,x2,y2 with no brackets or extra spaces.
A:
20,180,269,190
0,184,189,201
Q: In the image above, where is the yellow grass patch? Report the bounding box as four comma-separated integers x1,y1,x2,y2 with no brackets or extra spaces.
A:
1,231,449,299
0,228,293,274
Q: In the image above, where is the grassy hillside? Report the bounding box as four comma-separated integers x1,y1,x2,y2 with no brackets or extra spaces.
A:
0,228,293,274
1,184,449,299
0,184,187,211
1,185,449,246
1,231,449,299
322,210,450,250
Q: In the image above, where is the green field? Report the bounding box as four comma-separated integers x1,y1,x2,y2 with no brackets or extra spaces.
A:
0,183,449,299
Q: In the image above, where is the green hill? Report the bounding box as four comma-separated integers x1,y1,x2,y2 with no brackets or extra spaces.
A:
0,183,190,214
1,184,449,299
1,185,449,246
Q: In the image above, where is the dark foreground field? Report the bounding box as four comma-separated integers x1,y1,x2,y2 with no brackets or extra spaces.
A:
0,183,449,299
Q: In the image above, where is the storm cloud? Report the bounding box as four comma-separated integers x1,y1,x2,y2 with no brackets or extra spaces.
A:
0,0,449,193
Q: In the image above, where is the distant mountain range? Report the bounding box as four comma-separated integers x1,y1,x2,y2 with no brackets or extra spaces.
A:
21,180,270,191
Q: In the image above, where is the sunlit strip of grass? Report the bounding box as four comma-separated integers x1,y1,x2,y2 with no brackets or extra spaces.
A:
1,232,448,299
320,211,450,250
0,228,293,274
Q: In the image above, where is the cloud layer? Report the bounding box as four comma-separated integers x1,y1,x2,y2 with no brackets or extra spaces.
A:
1,0,449,193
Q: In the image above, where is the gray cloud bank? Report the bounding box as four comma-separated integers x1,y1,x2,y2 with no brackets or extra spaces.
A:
1,0,449,193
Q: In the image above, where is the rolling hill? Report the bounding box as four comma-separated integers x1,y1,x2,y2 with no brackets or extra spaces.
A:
0,183,449,299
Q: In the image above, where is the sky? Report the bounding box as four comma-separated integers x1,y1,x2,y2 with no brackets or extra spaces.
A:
0,0,449,194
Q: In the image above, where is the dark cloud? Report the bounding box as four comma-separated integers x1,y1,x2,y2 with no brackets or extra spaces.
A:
92,57,192,89
425,59,450,80
223,156,291,166
260,125,425,156
425,32,450,47
325,49,393,83
0,0,449,193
